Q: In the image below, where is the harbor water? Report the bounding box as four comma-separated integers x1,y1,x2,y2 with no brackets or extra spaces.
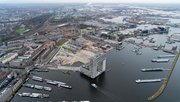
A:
11,40,180,102
11,17,180,102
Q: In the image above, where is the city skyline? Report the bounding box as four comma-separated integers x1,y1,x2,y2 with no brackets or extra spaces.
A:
0,0,180,3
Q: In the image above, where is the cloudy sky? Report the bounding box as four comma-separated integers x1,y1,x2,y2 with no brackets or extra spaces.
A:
0,0,180,3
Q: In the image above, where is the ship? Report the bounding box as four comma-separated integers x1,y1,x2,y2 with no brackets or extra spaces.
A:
35,69,49,72
135,79,162,83
29,93,42,98
42,94,50,98
46,80,58,86
151,59,169,63
23,83,52,91
141,68,164,72
43,86,52,91
53,81,66,85
157,55,175,58
91,83,98,88
23,84,34,88
31,76,43,82
162,49,177,54
153,47,159,50
18,93,31,97
58,84,72,89
34,85,43,90
116,46,125,51
18,93,49,98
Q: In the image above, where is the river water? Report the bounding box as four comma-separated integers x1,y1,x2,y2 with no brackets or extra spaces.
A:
11,16,180,102
11,36,180,102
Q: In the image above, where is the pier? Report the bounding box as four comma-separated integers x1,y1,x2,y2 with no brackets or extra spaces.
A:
148,51,180,101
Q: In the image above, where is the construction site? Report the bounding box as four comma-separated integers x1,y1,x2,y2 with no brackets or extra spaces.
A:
50,37,112,66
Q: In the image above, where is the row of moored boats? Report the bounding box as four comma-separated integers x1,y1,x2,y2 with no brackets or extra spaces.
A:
31,76,72,89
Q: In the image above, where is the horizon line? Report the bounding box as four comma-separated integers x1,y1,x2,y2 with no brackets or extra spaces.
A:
0,2,180,4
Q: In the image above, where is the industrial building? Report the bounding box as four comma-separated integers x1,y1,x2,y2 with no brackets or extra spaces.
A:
0,53,18,64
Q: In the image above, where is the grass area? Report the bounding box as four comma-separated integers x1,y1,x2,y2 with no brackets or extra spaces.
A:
15,28,27,34
57,38,69,47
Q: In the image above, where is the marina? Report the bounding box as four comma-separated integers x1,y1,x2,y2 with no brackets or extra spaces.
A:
148,51,180,101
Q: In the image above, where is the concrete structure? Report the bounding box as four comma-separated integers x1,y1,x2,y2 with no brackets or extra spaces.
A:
80,53,106,79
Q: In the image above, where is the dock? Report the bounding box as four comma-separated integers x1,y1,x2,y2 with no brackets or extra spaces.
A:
148,51,180,101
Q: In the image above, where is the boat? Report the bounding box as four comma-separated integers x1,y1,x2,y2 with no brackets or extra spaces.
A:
34,85,43,90
25,78,29,82
35,68,49,72
136,52,142,55
18,92,49,98
151,59,169,63
43,86,52,91
153,47,159,50
46,80,58,86
162,49,177,54
18,93,31,97
58,84,72,89
23,84,34,88
116,46,125,51
135,79,162,83
31,76,43,82
141,68,164,72
30,93,43,98
91,83,97,88
42,94,50,98
53,81,66,85
158,55,175,58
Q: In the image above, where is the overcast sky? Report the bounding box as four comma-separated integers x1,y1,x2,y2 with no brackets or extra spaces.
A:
0,0,180,3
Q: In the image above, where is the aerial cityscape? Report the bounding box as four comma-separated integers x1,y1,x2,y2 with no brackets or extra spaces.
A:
0,1,180,102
